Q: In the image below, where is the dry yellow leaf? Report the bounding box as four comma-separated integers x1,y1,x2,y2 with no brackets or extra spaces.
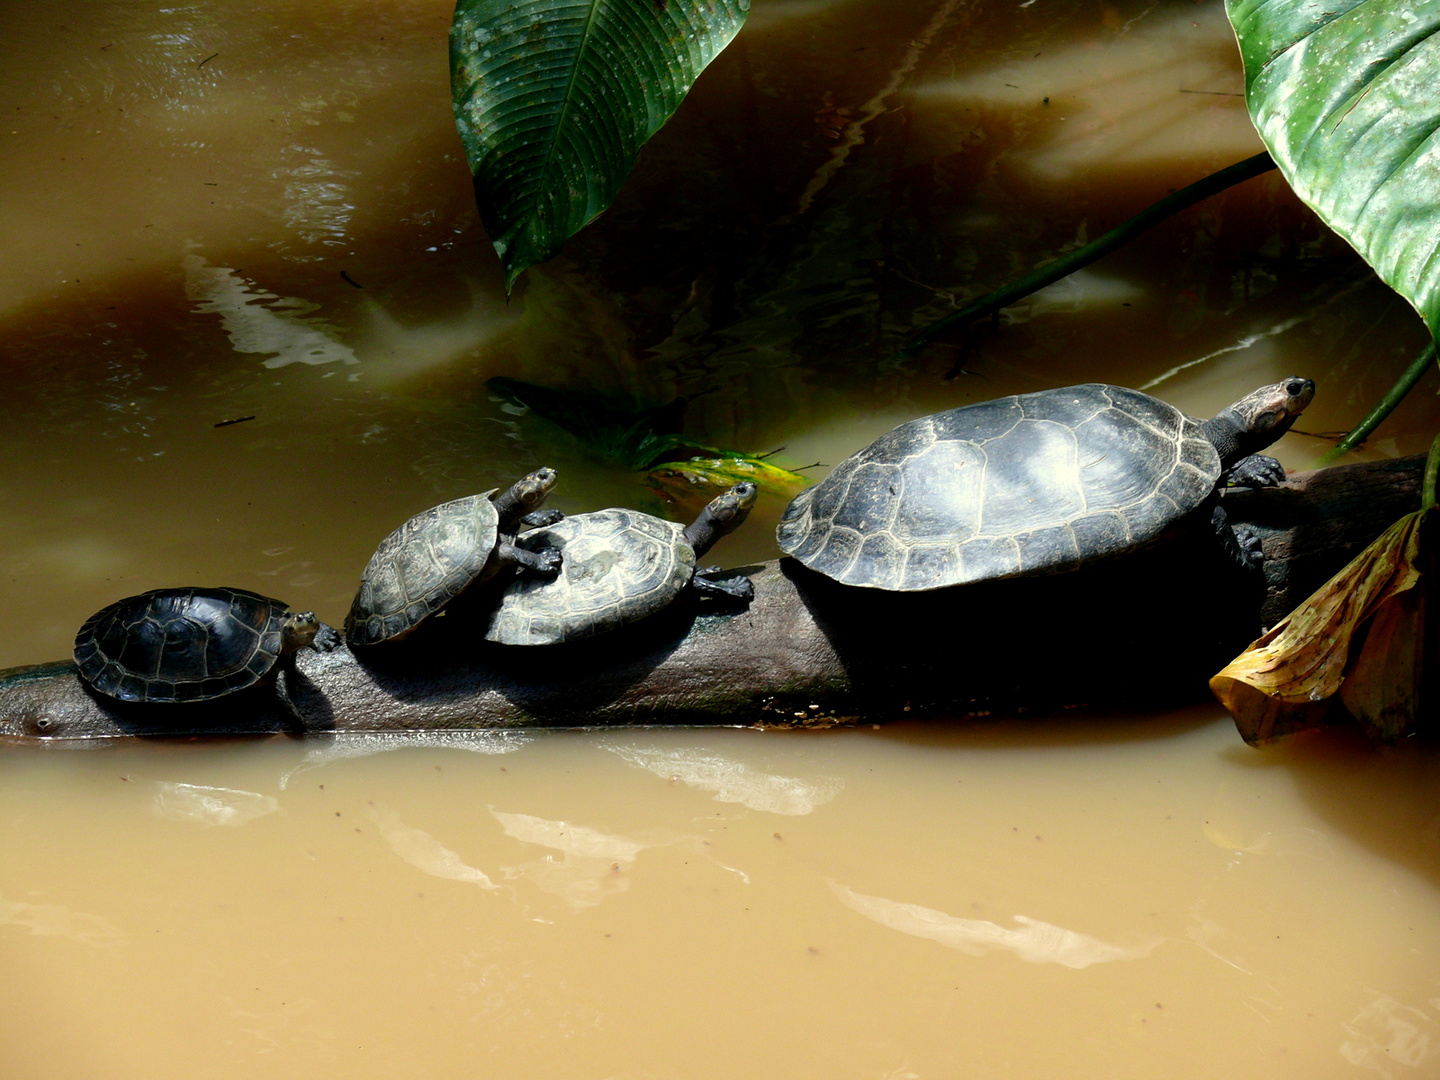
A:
1210,509,1431,745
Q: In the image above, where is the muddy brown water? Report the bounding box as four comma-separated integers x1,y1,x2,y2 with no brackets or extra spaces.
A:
3,1,1439,1076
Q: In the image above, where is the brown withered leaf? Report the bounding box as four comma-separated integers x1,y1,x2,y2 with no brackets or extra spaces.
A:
1210,508,1432,745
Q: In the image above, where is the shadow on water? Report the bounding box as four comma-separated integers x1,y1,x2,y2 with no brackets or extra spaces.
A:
861,703,1226,751
1224,727,1440,893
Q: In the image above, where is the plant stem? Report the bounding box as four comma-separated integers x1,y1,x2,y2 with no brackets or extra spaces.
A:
1323,339,1438,463
897,151,1277,359
1423,427,1440,512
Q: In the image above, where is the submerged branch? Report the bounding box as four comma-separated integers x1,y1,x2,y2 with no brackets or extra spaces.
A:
898,151,1277,359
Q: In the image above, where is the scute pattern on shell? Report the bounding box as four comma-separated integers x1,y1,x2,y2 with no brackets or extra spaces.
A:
484,509,694,645
777,384,1221,591
73,587,291,703
346,493,501,645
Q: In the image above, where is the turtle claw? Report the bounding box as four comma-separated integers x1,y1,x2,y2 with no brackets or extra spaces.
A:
521,508,564,529
311,623,343,653
527,545,563,577
1234,526,1265,571
694,570,755,604
1225,454,1286,488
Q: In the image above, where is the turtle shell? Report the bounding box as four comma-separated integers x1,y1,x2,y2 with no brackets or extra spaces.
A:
776,383,1221,591
483,509,694,645
73,587,295,703
345,492,502,645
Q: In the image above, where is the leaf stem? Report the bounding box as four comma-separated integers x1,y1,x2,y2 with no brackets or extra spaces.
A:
897,151,1277,359
1424,427,1440,513
1323,339,1438,462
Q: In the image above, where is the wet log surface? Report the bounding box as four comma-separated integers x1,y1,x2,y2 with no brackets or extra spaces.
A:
0,454,1423,743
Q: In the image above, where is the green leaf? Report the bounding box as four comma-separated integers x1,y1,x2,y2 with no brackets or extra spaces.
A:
1225,0,1440,339
647,455,810,503
451,0,749,290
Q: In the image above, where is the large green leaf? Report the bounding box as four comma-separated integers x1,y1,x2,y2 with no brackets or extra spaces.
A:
1226,0,1440,339
451,0,749,290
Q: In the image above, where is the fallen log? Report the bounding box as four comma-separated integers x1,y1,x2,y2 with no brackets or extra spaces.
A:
0,455,1423,743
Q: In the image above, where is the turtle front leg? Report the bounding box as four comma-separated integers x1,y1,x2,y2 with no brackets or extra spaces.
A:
498,539,562,576
693,567,755,604
1212,502,1264,573
1223,454,1286,488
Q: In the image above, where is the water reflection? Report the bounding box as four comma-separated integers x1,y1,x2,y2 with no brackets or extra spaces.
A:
831,881,1159,968
605,740,842,814
1341,991,1440,1076
276,147,356,251
184,252,357,367
369,803,499,890
491,809,674,909
0,895,126,949
279,731,531,787
152,781,279,826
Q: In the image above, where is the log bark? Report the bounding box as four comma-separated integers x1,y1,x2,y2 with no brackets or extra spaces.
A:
0,455,1423,743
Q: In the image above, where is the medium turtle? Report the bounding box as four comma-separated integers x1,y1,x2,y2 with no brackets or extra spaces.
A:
483,482,758,645
73,586,336,705
777,377,1315,591
345,467,563,646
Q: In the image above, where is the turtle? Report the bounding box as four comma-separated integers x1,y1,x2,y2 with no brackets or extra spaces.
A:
482,481,759,646
73,586,337,705
345,467,564,646
776,377,1315,591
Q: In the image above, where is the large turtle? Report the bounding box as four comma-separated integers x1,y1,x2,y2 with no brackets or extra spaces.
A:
483,482,758,646
776,377,1315,591
73,586,336,705
345,467,563,646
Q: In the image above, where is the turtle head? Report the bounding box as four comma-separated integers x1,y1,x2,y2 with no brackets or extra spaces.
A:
492,467,558,527
1207,377,1314,467
281,610,321,654
684,482,759,558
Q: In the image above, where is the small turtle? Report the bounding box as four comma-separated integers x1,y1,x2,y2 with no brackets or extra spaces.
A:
345,467,563,646
777,377,1315,591
73,587,336,705
483,482,758,645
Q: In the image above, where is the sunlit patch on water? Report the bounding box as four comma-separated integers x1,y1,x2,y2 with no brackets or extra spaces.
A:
183,252,358,368
350,286,520,383
1003,269,1145,324
903,3,1260,179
